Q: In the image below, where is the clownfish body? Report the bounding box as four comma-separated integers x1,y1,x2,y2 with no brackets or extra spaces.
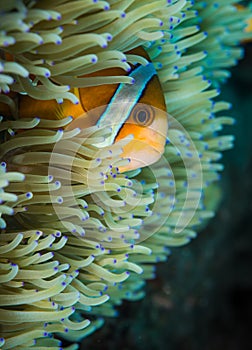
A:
1,47,168,172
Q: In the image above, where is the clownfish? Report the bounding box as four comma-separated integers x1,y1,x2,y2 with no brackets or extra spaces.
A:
0,47,168,172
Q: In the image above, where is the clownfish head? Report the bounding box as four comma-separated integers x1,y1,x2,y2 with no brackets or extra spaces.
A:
67,58,168,172
114,102,168,172
67,99,168,172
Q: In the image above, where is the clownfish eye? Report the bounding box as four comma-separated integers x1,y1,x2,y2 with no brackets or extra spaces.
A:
132,104,155,126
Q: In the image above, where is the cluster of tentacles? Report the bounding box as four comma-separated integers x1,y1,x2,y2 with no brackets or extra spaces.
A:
0,1,251,349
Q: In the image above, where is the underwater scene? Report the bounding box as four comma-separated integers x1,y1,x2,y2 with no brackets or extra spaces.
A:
0,1,251,350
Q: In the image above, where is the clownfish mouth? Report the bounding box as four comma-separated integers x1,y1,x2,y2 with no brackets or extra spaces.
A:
118,137,166,172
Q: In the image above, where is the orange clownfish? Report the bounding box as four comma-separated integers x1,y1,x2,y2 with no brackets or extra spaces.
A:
1,47,168,172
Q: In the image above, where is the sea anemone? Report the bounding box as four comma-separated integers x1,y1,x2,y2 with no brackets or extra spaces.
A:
0,1,251,349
